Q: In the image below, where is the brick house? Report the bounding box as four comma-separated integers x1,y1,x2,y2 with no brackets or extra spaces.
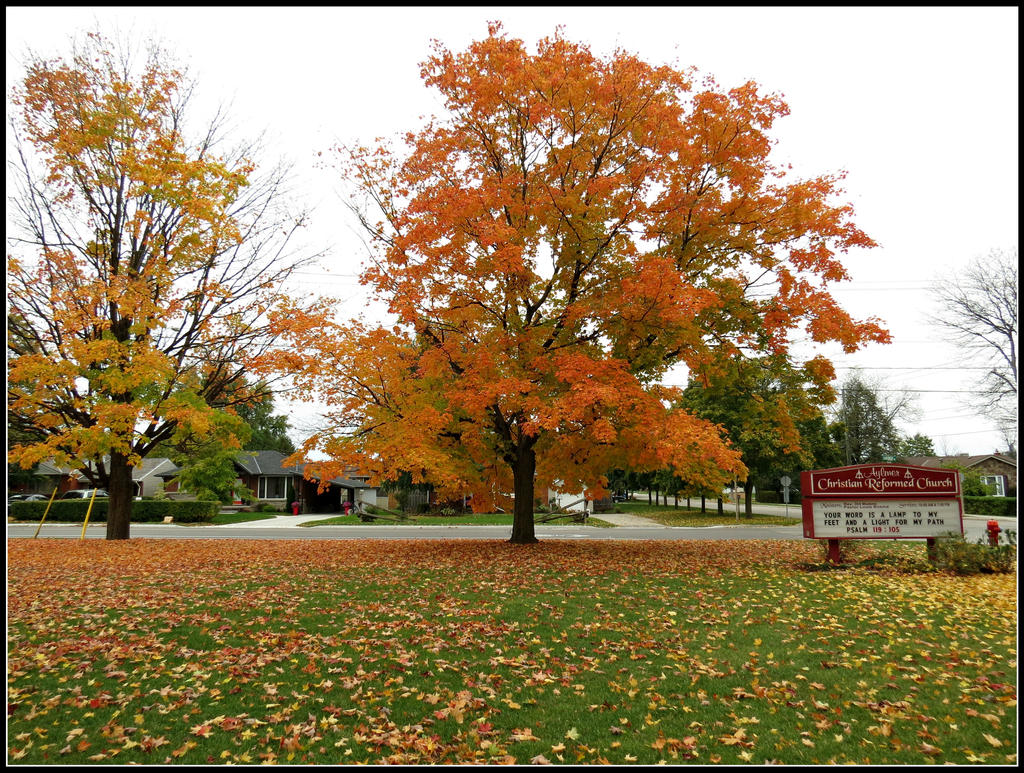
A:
903,454,1017,497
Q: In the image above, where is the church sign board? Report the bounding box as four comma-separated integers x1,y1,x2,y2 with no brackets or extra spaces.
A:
800,464,963,563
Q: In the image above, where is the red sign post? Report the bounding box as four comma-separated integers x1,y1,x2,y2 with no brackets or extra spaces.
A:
800,464,964,563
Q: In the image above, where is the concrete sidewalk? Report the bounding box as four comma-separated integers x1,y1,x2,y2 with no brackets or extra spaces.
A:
213,513,334,528
591,512,663,526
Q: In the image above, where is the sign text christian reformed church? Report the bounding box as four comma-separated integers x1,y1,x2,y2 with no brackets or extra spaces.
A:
801,464,963,540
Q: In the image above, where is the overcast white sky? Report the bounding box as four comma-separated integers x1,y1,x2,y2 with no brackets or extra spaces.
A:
6,6,1019,457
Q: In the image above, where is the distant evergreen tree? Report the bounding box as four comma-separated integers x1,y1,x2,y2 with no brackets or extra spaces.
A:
235,393,296,454
831,373,917,464
895,433,936,460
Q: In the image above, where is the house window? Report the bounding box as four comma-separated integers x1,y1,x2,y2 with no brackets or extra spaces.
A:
258,477,287,499
979,475,1005,497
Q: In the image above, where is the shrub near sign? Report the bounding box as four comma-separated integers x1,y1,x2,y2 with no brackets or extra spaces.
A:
801,464,963,562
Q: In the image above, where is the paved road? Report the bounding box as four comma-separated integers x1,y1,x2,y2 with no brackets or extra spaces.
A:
8,521,799,541
7,513,1014,543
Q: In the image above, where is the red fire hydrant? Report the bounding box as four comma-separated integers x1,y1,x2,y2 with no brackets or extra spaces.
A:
986,520,1001,546
291,501,300,516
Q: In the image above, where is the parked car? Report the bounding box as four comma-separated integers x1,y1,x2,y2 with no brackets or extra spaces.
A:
60,489,108,499
9,499,49,511
611,493,630,503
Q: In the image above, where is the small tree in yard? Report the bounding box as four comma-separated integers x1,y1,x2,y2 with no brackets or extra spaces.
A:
6,31,329,539
680,353,835,516
941,462,997,497
278,25,889,543
169,412,250,504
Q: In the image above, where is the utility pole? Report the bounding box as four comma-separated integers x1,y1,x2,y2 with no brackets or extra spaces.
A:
842,386,852,465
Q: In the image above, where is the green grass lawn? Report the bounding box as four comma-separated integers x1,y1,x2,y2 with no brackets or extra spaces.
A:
615,501,801,527
210,512,278,525
7,539,1015,765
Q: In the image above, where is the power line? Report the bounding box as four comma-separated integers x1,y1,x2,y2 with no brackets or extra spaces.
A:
923,412,992,422
828,286,931,292
832,366,992,371
659,380,1003,393
926,429,1011,438
827,280,933,286
862,388,1005,394
662,384,1005,395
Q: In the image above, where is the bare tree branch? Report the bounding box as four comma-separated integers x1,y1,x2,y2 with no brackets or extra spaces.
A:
929,247,1018,445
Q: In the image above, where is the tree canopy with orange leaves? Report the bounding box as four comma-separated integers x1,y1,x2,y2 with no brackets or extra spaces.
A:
283,24,889,543
7,32,328,539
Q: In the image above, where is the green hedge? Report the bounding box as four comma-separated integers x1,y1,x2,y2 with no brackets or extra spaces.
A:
754,491,801,504
962,496,1017,517
8,499,219,523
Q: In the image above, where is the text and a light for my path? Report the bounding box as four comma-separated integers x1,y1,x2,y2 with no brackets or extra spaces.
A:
810,498,958,538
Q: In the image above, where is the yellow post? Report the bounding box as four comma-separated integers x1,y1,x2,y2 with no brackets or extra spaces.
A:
32,487,60,538
80,488,99,540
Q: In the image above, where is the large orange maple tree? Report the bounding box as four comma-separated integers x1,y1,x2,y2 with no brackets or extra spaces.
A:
284,25,889,543
7,33,328,539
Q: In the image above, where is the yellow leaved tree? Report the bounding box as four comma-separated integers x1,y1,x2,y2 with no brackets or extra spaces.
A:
7,31,330,539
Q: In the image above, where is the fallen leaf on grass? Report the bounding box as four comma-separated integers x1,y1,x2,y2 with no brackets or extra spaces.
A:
719,728,749,746
171,740,196,758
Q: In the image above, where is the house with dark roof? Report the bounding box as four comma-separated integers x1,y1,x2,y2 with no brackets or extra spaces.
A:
159,450,379,513
22,457,178,498
902,454,1017,497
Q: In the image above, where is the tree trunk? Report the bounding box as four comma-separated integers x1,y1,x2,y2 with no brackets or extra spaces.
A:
509,445,538,544
717,496,723,515
744,478,755,518
106,450,133,540
700,494,706,513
